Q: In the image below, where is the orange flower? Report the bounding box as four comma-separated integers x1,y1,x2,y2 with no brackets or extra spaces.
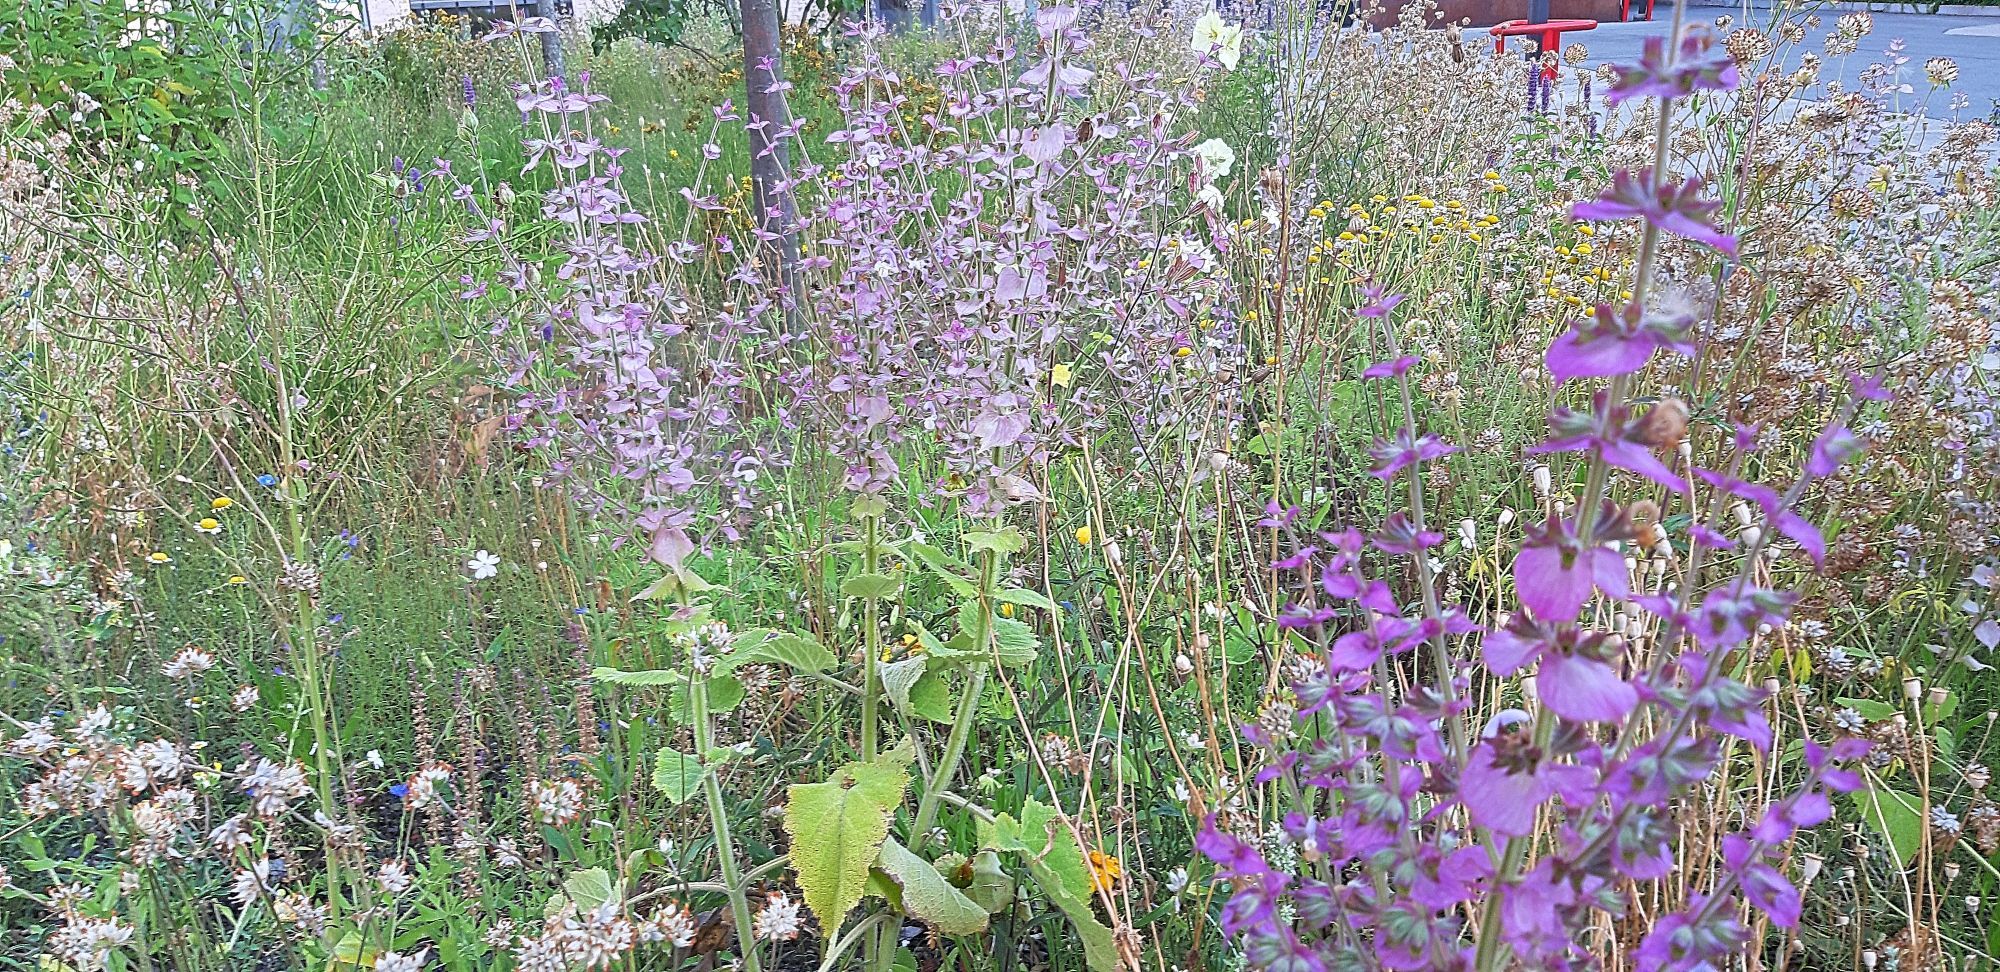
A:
1088,849,1122,893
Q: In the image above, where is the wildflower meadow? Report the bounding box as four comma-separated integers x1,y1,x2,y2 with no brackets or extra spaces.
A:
3,0,2000,969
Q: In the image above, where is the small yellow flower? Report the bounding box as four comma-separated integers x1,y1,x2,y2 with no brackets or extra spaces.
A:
1088,849,1123,893
1175,346,1193,358
148,552,171,564
210,497,233,511
1576,224,1594,236
668,148,680,159
1482,170,1501,181
196,518,221,535
1574,243,1593,256
1467,232,1482,243
1051,363,1073,388
1264,355,1278,365
1000,602,1016,618
227,575,248,585
1074,526,1092,546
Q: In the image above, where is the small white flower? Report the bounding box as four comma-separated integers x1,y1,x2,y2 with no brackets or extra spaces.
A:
467,549,501,581
366,750,384,770
378,859,412,896
753,890,804,941
375,948,429,972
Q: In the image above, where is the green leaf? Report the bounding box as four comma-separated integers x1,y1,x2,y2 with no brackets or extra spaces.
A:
1835,698,1898,722
1849,784,1925,870
989,616,1040,667
842,572,905,600
877,657,932,719
996,588,1058,613
592,667,681,687
722,630,837,674
668,676,745,725
873,838,990,935
786,742,915,936
651,749,705,805
959,850,1015,914
907,541,980,597
984,798,1091,902
323,932,376,970
983,799,1113,971
908,668,955,723
964,528,1025,558
545,867,623,919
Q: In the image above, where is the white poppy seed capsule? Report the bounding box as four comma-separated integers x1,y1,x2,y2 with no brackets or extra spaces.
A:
1533,465,1552,494
1967,896,1981,914
1459,519,1477,547
1740,526,1763,548
1762,677,1780,694
1945,862,1961,883
1497,508,1517,528
1174,654,1193,676
1862,950,1877,970
1732,502,1754,528
1799,853,1824,885
1928,686,1948,708
1903,676,1922,700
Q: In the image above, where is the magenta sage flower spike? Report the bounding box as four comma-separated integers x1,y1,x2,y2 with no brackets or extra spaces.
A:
1606,28,1739,105
1572,169,1738,256
1544,300,1696,385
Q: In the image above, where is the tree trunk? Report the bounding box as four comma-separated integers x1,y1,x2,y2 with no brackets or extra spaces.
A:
538,0,567,81
738,0,802,331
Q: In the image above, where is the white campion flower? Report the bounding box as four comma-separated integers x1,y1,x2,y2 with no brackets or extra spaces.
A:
1192,138,1235,182
1190,9,1244,71
466,549,501,581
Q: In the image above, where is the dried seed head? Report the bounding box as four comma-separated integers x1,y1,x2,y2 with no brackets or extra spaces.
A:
1925,57,1960,87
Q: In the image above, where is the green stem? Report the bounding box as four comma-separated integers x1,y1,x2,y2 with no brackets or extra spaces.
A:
861,515,882,762
911,664,989,854
693,674,763,972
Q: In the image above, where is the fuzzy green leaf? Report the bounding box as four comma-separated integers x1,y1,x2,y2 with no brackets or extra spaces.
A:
874,838,990,935
545,867,623,919
785,742,915,935
907,541,980,597
723,630,837,675
983,798,1113,970
964,528,1025,558
667,676,745,725
651,749,704,805
960,850,1015,914
591,666,681,687
996,588,1059,613
842,572,905,600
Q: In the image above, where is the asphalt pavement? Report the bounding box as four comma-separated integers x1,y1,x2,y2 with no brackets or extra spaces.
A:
1564,4,2000,120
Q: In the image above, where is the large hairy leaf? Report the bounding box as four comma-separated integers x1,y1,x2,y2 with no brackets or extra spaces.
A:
874,838,989,935
785,742,914,935
983,798,1116,971
878,657,954,724
721,629,838,675
651,748,704,805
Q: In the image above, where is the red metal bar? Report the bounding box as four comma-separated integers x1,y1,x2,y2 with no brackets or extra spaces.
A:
1489,18,1597,54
